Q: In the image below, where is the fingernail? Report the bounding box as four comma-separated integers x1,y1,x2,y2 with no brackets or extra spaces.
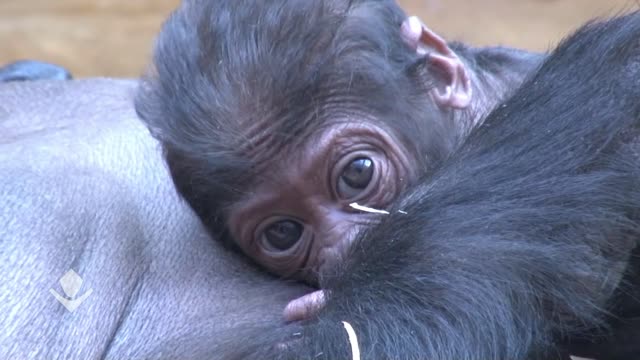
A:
409,16,422,36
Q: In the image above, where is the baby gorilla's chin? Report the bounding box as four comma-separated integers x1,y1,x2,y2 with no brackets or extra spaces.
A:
283,289,327,322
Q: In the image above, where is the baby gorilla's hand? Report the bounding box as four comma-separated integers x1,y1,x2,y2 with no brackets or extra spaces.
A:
283,290,327,322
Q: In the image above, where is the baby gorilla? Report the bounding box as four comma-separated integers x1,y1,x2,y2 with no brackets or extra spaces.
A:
136,0,542,320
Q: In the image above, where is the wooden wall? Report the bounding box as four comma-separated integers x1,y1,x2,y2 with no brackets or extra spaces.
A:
0,0,633,77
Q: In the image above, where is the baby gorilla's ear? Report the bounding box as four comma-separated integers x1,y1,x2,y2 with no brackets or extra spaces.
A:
401,17,472,109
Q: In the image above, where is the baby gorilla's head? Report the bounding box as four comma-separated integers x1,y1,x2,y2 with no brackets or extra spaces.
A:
137,1,481,321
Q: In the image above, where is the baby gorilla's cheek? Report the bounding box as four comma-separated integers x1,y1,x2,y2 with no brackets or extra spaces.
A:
283,289,327,322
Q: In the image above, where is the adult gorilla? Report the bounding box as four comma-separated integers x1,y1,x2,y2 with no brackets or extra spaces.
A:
0,79,309,359
0,2,552,359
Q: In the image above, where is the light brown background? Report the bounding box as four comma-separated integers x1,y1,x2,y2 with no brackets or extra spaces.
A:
0,0,634,78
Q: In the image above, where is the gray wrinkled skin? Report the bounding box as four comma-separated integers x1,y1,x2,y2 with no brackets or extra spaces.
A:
0,79,307,359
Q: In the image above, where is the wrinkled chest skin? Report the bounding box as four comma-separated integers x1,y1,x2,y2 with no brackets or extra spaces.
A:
0,79,310,359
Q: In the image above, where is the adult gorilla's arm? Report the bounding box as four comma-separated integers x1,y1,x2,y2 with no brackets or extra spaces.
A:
0,79,307,359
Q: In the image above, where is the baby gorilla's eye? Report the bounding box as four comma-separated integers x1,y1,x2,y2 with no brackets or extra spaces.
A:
263,219,304,251
337,157,374,199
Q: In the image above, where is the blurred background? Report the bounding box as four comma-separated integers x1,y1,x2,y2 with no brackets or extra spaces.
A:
0,0,633,78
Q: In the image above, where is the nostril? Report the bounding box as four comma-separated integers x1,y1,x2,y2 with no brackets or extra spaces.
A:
316,231,354,269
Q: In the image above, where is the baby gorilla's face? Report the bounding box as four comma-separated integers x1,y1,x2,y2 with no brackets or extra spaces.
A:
227,122,416,284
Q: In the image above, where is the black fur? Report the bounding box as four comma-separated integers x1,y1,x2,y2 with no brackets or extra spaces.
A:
220,12,640,360
136,0,442,238
137,0,640,358
135,0,532,242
